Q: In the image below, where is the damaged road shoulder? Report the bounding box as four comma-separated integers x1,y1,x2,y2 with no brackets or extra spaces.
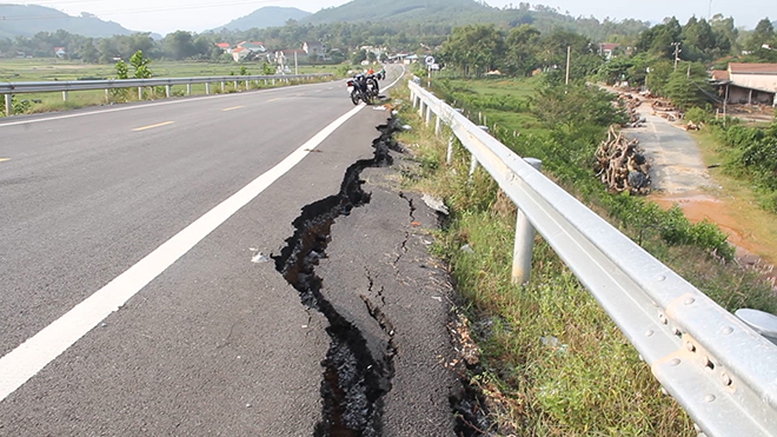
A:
272,118,402,436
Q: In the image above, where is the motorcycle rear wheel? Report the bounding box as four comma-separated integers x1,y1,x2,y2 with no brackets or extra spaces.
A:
350,90,360,105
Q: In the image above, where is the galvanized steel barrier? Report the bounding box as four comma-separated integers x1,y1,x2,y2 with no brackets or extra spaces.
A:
409,80,777,437
1,73,332,116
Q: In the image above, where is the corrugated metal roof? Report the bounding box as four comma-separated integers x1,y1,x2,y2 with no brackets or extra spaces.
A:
711,70,730,81
729,63,777,75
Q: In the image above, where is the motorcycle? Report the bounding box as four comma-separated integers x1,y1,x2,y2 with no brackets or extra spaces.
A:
347,74,373,105
366,74,380,98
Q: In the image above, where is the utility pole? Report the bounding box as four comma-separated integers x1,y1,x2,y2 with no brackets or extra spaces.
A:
672,42,682,70
565,45,571,85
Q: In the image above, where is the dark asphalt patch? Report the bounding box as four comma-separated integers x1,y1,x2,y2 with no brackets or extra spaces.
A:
273,118,403,436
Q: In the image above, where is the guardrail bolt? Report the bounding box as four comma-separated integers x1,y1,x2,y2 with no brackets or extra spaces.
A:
685,342,696,352
659,313,668,325
721,373,732,386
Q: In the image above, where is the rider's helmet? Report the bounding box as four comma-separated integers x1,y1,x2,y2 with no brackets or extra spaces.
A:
368,68,374,75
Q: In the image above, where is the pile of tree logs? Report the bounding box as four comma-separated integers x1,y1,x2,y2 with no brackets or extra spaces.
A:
618,95,646,127
595,126,651,194
651,99,682,122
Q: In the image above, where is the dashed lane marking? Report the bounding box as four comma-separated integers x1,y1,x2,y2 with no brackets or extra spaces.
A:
132,121,175,132
0,158,10,163
222,106,245,112
0,102,367,402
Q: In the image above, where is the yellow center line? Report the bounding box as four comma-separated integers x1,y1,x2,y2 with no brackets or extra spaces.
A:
267,98,282,102
0,158,10,163
132,121,174,132
222,106,245,112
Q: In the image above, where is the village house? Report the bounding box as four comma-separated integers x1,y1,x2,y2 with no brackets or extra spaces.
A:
302,41,326,60
711,63,777,107
215,42,231,53
599,43,619,60
54,47,67,58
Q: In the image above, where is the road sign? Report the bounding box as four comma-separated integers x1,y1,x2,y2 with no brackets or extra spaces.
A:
425,56,435,66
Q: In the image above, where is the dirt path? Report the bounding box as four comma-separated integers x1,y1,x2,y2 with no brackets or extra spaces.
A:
625,99,777,287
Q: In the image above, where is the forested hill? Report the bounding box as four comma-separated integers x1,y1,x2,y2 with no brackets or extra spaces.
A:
0,4,133,39
303,0,491,25
212,6,311,31
300,0,648,41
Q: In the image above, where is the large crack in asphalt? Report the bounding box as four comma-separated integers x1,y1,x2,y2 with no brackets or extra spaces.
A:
273,117,403,436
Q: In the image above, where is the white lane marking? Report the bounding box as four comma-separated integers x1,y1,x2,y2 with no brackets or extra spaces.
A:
0,103,365,402
0,82,333,129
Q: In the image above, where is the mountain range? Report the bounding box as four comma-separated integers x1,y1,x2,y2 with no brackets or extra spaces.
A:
211,6,311,32
0,4,133,39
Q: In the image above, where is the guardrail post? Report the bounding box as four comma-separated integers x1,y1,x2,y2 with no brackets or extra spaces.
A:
165,85,171,98
187,84,192,96
138,87,143,100
435,113,442,136
512,158,542,285
62,91,68,102
4,94,12,116
446,136,454,165
221,82,225,92
425,105,433,125
469,154,479,179
245,80,249,89
205,83,211,95
418,100,425,118
233,80,238,89
272,79,276,86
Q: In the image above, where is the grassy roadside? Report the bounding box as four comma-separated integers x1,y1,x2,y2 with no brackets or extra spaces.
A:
691,128,777,265
391,78,777,435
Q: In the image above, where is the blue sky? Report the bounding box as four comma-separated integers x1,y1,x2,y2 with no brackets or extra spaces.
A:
4,0,773,34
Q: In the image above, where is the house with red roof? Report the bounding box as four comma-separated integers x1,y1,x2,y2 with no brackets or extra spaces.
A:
711,63,777,106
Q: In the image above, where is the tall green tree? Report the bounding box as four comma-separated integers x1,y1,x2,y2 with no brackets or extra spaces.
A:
503,25,541,76
745,18,775,51
439,24,505,77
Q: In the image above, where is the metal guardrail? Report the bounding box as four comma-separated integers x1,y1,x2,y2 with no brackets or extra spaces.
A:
409,80,777,437
1,73,333,116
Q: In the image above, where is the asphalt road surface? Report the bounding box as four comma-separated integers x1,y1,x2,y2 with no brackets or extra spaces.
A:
0,67,461,435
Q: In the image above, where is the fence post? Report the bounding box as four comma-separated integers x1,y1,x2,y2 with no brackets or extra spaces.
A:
4,94,12,116
62,91,68,102
512,158,542,285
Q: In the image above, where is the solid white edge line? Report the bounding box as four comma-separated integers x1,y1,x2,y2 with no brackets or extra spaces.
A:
0,102,365,402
